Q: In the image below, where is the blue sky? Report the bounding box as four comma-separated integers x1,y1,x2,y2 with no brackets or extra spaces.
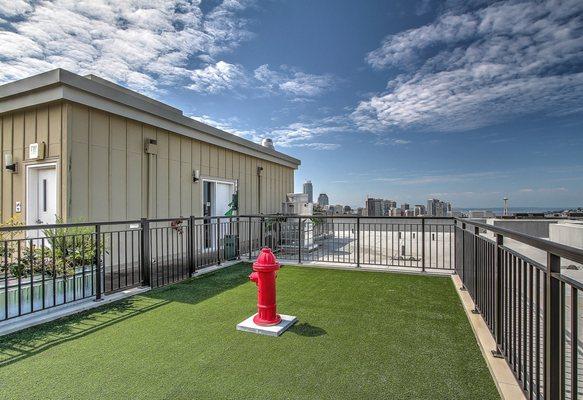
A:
1,0,582,208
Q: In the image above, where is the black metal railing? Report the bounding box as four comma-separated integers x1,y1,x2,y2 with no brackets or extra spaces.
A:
456,219,583,400
0,215,454,322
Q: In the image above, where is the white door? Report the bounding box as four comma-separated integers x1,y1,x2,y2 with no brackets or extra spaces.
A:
203,180,234,248
27,165,57,237
214,182,233,216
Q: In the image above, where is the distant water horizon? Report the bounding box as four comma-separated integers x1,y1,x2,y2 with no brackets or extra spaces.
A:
454,206,577,215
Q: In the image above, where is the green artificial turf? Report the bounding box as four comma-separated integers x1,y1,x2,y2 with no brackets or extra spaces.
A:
0,263,499,399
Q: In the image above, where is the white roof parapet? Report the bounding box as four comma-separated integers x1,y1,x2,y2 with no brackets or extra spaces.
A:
0,69,300,169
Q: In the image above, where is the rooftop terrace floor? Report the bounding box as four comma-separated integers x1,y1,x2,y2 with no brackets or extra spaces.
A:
0,263,498,399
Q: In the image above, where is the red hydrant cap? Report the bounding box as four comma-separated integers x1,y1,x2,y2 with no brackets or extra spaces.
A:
253,247,280,271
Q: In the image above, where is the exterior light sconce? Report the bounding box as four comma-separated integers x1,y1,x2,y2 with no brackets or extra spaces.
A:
257,166,263,176
192,169,200,183
4,153,16,173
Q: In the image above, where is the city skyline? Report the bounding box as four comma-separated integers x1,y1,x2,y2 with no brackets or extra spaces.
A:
2,1,582,208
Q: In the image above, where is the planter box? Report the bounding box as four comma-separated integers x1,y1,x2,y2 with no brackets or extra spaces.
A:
0,266,100,320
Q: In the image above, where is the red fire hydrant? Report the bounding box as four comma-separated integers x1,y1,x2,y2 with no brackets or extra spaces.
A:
249,247,282,326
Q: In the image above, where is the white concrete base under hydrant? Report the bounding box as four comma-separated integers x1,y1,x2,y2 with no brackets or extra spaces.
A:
237,314,297,336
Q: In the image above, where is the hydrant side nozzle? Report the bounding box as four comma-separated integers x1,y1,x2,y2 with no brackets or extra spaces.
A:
249,271,259,283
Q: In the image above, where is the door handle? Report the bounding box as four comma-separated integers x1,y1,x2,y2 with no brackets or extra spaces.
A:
36,219,43,224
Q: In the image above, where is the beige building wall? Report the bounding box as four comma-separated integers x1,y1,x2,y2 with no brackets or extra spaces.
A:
0,102,69,224
67,103,294,222
0,101,294,224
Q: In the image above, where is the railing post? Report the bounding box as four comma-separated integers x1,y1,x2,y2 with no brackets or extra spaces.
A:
298,216,302,264
472,226,480,314
492,233,504,357
216,218,221,265
545,252,562,400
260,217,264,248
236,215,241,260
356,217,360,268
421,218,426,272
140,218,151,287
189,216,195,276
460,222,466,290
454,219,458,273
248,216,252,260
94,224,102,301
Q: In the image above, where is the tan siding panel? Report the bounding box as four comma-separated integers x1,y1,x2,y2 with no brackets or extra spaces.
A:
12,113,24,217
48,103,62,157
2,117,12,220
36,106,49,149
24,110,36,158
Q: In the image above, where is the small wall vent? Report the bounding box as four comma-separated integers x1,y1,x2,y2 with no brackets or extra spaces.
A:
144,139,158,155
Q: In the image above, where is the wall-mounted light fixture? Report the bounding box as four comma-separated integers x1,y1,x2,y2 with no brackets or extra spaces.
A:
4,153,16,173
256,166,263,176
192,169,200,183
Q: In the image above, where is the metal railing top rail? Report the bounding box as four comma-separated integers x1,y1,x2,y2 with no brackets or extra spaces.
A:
551,271,583,291
147,217,190,223
457,217,583,264
0,214,456,233
0,219,143,232
239,214,455,220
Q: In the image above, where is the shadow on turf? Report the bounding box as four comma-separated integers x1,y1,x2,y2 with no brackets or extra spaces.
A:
0,263,251,367
288,322,327,337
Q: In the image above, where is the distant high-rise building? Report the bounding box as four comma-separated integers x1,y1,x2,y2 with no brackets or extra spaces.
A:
317,193,329,206
303,180,313,203
427,198,450,217
381,200,396,216
401,203,410,211
389,207,402,217
344,205,352,214
414,204,426,216
365,197,383,216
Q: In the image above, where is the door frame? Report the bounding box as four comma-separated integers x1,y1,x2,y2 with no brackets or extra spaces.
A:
25,161,59,226
199,176,237,216
199,176,237,249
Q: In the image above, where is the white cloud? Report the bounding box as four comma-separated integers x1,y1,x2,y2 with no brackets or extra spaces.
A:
355,0,583,132
286,142,340,150
0,0,253,93
254,64,335,98
186,61,246,94
270,116,349,149
189,114,259,141
373,170,507,185
190,114,346,150
0,0,32,18
376,137,412,146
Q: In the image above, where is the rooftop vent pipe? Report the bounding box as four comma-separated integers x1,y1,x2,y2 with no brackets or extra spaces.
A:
261,138,274,150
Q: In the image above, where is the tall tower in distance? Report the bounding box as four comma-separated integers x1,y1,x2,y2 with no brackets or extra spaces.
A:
503,196,509,216
303,180,313,203
317,193,329,206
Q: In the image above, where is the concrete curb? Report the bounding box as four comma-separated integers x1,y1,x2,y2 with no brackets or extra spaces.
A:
452,274,526,400
278,259,453,277
0,259,244,337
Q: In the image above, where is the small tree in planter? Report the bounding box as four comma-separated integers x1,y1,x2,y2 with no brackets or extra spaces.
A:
42,218,103,276
264,216,287,250
0,216,27,278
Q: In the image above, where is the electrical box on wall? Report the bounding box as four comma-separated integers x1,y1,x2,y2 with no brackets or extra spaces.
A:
28,142,45,160
144,139,158,154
